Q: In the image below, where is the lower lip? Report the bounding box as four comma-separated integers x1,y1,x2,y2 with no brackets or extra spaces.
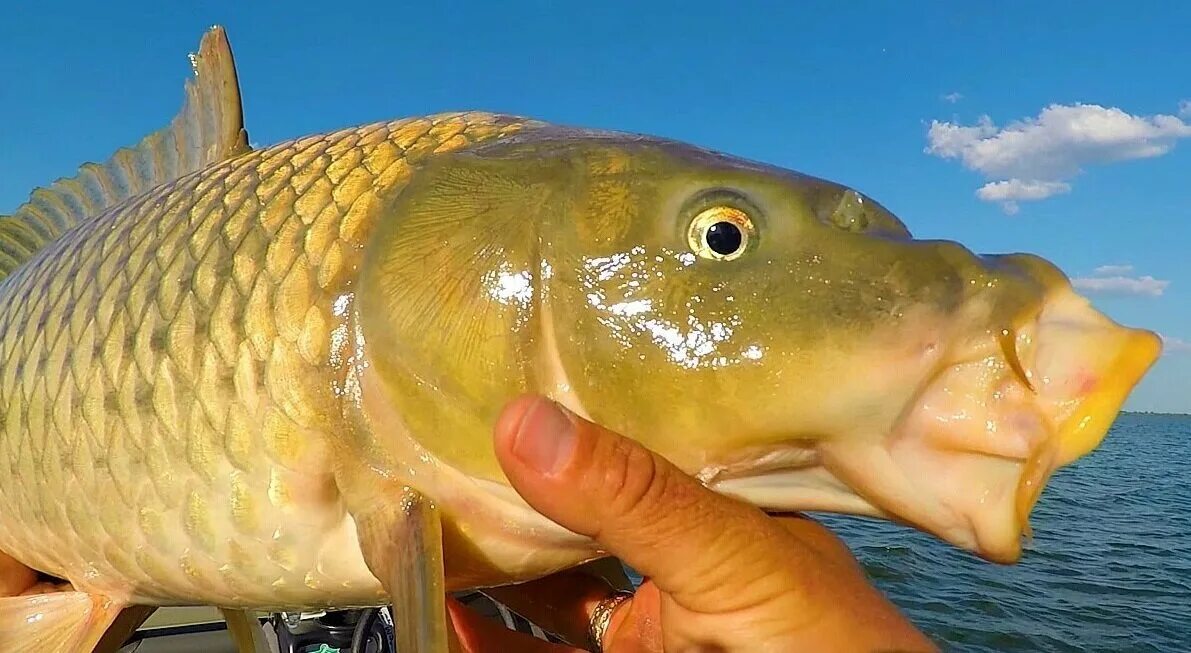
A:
1074,371,1099,396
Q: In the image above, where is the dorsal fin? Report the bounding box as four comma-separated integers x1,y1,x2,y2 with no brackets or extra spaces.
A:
0,26,251,282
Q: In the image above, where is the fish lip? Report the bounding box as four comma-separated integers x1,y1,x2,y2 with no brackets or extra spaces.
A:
824,301,1057,561
1051,327,1163,465
1011,320,1163,529
697,440,821,484
711,297,1158,565
1008,301,1161,551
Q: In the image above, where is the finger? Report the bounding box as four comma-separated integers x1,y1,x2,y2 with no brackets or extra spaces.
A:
483,571,667,653
771,514,865,573
446,596,579,653
493,396,813,611
493,397,937,652
602,581,664,653
480,567,623,646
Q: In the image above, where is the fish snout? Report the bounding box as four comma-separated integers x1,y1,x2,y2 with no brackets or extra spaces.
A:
842,286,1161,565
1011,292,1163,526
980,252,1071,290
1024,291,1162,458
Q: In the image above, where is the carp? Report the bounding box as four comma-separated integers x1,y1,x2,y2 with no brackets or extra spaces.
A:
0,27,1160,652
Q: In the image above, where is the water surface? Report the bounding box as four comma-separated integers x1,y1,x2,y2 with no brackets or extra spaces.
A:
818,413,1190,652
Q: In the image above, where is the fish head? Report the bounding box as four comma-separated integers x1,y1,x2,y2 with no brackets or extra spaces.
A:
533,136,1161,563
358,128,1160,565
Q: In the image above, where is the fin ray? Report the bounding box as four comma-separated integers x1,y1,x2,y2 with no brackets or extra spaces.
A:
221,609,271,653
0,25,250,282
355,489,450,653
0,592,151,652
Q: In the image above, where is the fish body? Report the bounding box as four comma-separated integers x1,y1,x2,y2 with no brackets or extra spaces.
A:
0,109,536,609
0,28,1161,651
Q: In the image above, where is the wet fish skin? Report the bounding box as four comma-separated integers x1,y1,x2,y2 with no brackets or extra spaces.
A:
0,112,531,609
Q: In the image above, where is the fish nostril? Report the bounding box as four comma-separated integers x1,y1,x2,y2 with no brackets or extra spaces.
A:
820,188,912,238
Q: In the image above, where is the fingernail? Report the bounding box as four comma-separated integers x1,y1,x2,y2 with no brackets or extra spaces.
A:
511,398,576,476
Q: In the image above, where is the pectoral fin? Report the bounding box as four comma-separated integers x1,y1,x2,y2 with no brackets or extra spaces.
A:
0,592,154,653
355,487,449,653
221,609,271,653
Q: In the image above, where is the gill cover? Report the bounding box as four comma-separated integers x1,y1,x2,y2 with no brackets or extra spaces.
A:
357,139,562,481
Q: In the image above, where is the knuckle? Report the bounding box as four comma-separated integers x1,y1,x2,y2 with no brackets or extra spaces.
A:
608,441,663,519
583,430,669,532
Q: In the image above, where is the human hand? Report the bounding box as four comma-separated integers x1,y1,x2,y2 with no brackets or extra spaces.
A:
447,395,939,652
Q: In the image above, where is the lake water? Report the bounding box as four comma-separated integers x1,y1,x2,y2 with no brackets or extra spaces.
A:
817,412,1191,652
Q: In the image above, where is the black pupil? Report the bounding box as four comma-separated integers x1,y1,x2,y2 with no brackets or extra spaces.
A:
705,221,743,255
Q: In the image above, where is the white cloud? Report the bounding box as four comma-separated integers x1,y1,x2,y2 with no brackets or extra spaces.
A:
1072,265,1169,297
1167,338,1191,353
976,179,1072,201
999,202,1021,216
1160,334,1191,354
926,116,998,159
976,179,1071,214
1072,275,1169,297
928,104,1191,179
1180,99,1191,118
926,103,1191,212
942,92,963,104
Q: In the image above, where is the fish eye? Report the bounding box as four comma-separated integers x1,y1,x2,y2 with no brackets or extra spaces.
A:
687,206,755,261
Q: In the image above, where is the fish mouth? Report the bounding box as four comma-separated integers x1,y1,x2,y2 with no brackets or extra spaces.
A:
1010,293,1163,542
715,290,1161,563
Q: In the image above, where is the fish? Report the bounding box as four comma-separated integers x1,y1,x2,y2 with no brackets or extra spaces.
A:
0,26,1161,652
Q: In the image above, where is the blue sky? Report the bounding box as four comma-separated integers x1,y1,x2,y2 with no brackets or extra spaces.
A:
1,2,1188,413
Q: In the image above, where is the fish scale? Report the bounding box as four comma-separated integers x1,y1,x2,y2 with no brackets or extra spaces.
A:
0,112,528,608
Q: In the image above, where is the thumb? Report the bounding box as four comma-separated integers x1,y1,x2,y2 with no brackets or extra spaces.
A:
492,395,803,611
